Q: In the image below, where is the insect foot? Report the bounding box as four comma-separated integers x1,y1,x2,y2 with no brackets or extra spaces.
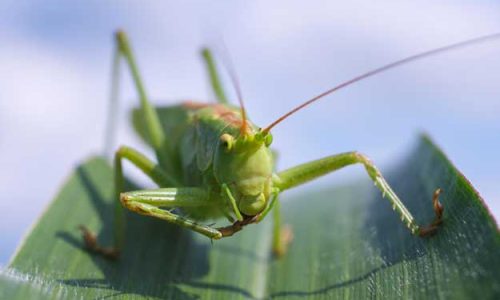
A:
217,215,258,237
418,188,444,237
79,225,120,260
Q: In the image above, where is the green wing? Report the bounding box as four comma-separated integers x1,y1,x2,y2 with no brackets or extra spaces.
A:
195,122,219,172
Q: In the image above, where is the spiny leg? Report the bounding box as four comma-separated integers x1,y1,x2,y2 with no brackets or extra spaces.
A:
275,151,444,237
201,48,229,104
120,188,222,239
114,31,177,175
81,145,177,259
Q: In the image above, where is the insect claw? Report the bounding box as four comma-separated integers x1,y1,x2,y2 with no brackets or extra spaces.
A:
79,225,97,249
418,225,439,237
432,188,444,221
79,225,120,260
216,215,257,237
418,188,444,237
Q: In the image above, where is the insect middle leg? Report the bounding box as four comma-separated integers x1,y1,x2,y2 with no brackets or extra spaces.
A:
275,151,444,245
81,145,182,259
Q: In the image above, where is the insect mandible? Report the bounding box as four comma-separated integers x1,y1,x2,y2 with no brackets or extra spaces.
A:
80,30,500,259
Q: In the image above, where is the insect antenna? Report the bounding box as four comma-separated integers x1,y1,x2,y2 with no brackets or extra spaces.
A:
262,32,500,134
219,43,249,136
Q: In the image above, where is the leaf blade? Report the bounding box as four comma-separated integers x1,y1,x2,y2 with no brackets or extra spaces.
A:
3,135,499,299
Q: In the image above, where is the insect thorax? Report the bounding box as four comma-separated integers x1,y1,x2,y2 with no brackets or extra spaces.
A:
175,103,275,219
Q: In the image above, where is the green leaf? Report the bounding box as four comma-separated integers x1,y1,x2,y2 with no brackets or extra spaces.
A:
2,135,499,299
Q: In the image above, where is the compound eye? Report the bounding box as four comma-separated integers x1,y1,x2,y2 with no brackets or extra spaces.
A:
220,133,234,151
264,134,273,147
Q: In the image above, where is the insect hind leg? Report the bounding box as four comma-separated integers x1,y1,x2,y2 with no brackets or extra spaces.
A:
201,48,229,104
418,188,444,236
114,31,177,175
276,151,444,236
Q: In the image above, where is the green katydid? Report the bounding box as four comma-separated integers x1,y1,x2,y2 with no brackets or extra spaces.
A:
80,31,500,259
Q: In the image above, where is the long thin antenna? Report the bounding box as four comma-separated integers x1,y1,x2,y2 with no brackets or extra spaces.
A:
219,43,248,136
262,32,500,134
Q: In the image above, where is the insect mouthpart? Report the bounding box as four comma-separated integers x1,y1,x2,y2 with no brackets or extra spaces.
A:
239,192,267,216
255,130,273,147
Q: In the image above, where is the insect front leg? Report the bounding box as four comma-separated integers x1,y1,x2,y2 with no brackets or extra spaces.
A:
80,145,178,259
275,151,444,237
119,188,222,239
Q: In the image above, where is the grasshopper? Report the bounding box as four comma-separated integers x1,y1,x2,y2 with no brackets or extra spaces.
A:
81,31,500,259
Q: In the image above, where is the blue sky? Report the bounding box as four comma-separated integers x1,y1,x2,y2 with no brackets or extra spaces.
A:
0,0,499,265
